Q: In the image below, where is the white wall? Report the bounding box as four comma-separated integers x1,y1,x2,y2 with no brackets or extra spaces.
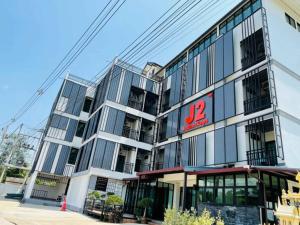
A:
272,65,300,119
264,0,300,75
66,174,90,212
279,115,300,168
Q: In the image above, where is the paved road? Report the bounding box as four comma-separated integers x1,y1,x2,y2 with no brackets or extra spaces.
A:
0,199,138,225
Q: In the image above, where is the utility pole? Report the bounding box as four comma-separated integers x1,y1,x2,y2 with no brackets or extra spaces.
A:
0,124,23,183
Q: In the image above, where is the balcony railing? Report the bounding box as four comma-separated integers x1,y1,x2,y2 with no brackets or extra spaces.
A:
127,98,143,111
247,147,277,166
139,131,154,144
135,163,151,172
115,162,134,174
122,126,139,140
244,95,271,115
63,164,75,177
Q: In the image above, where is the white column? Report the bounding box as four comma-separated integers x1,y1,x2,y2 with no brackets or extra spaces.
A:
173,182,181,210
23,171,38,199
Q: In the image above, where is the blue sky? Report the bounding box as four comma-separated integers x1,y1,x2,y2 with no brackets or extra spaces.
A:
0,0,240,133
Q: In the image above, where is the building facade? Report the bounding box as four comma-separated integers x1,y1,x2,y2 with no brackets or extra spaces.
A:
25,0,300,224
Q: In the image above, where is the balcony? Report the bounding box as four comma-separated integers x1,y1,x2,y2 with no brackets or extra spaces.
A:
135,163,151,172
122,126,139,140
154,162,164,170
128,98,143,111
139,131,154,144
115,162,134,174
247,146,277,166
244,95,271,115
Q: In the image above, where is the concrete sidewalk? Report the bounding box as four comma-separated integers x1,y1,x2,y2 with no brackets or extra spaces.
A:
0,199,139,225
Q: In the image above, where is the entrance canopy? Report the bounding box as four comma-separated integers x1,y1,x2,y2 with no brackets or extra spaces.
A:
134,165,299,180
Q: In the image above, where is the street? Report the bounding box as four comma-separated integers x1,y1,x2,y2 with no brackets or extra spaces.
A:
0,199,137,225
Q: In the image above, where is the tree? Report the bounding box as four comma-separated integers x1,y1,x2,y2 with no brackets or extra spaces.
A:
137,197,153,223
0,134,30,167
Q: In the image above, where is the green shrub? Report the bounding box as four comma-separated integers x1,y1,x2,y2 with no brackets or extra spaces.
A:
88,191,101,200
137,197,153,218
105,194,123,206
163,208,224,225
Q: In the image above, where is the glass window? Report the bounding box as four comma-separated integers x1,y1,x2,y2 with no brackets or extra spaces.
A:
285,13,296,28
252,0,261,12
68,148,79,164
215,176,223,187
219,22,227,35
225,175,234,186
280,178,286,190
263,174,270,187
198,187,204,202
297,23,300,32
271,176,278,188
199,42,204,52
248,187,259,205
243,3,252,19
235,10,243,25
236,188,246,205
198,178,205,187
194,47,199,56
227,16,234,30
248,174,258,186
204,36,211,48
188,51,193,60
225,188,234,205
215,188,223,204
236,174,246,186
211,31,217,43
75,121,86,137
205,188,214,203
83,98,92,113
206,176,214,187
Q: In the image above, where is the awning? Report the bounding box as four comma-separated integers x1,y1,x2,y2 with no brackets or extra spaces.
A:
188,166,299,179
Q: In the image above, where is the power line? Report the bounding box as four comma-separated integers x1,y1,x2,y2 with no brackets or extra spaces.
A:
2,0,127,129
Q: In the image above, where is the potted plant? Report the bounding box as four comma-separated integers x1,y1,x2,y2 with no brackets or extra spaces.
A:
105,194,123,223
137,197,153,224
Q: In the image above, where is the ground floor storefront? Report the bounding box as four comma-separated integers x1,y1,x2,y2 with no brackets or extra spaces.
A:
124,166,299,225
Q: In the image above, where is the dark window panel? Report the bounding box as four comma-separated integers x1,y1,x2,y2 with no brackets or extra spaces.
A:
224,81,236,119
42,143,59,173
54,145,71,175
199,49,208,91
68,148,79,165
223,30,234,77
75,121,86,138
195,133,206,166
225,125,237,163
120,71,133,105
65,119,78,142
83,97,93,113
214,86,224,122
214,128,225,164
214,36,224,82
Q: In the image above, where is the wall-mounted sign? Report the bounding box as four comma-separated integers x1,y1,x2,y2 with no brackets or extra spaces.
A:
181,93,213,132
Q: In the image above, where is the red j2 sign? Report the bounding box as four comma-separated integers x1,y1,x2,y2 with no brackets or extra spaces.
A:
183,93,213,132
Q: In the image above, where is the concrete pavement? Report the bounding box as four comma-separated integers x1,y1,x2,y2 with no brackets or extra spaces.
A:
0,199,138,225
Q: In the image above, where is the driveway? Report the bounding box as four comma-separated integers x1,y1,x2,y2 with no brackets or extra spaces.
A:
0,199,138,225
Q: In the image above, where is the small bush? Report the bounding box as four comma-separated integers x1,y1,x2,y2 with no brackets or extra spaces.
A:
105,194,123,206
163,208,224,225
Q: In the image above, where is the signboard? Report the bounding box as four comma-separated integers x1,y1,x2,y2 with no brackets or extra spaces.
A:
180,93,213,132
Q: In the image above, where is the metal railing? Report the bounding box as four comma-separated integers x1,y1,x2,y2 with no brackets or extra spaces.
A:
135,163,151,172
63,164,75,177
127,98,143,111
31,189,48,199
153,162,164,170
247,147,277,166
122,127,139,140
244,95,271,115
115,162,134,174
